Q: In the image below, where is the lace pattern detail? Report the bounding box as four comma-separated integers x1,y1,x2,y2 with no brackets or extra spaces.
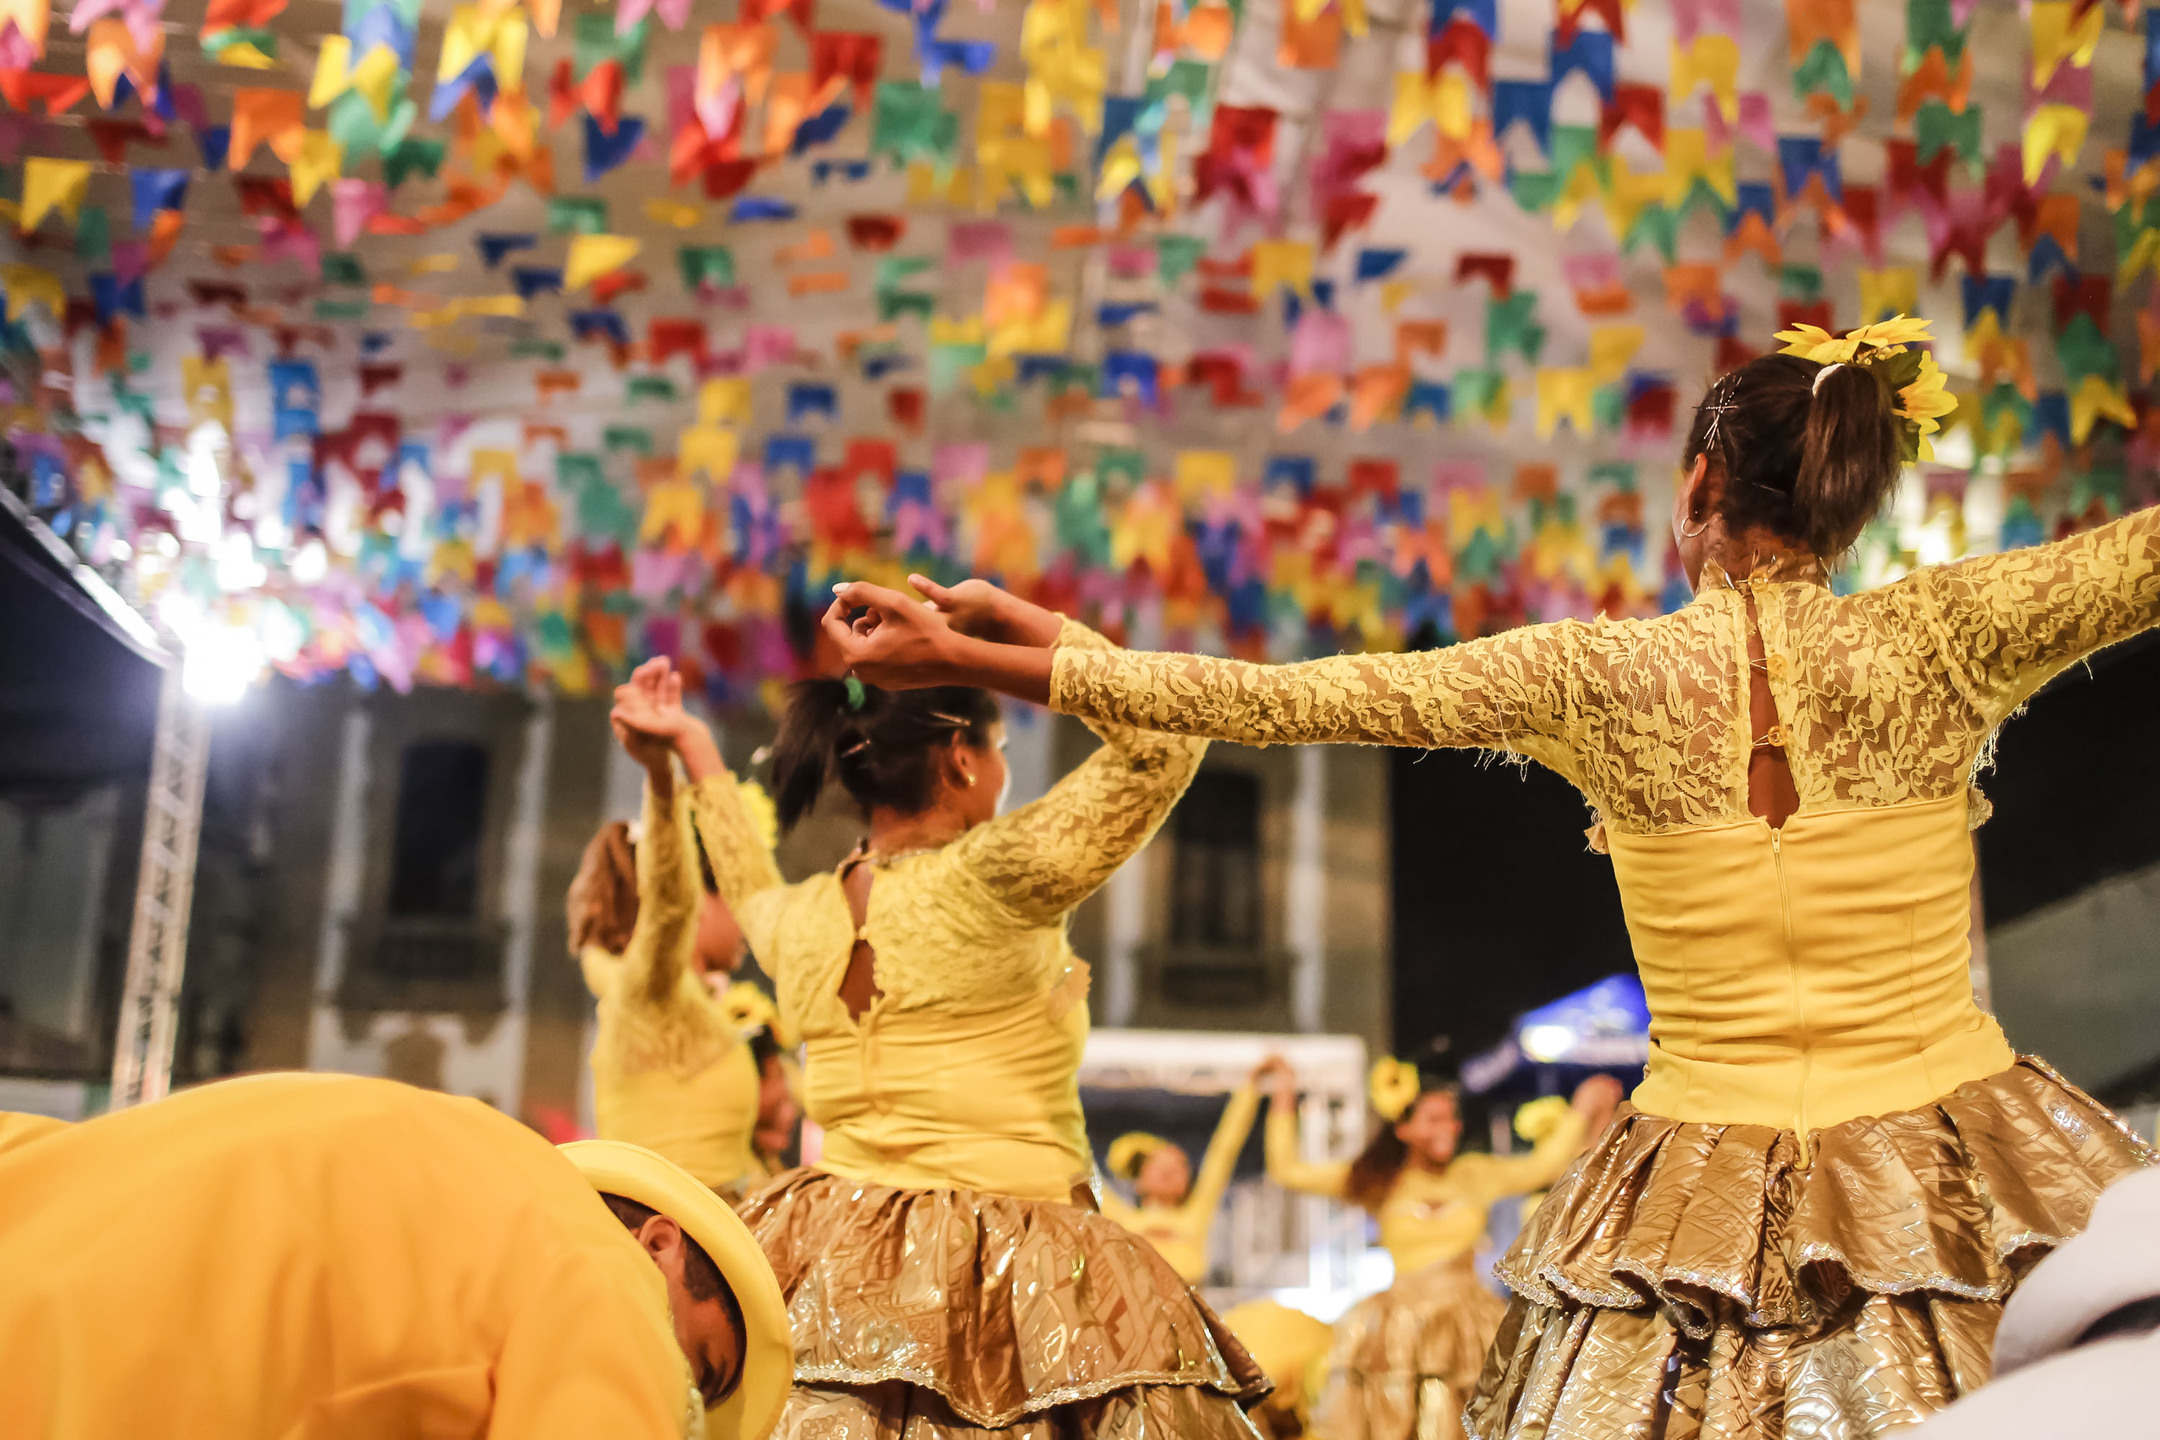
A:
584,782,737,1077
1051,509,2160,836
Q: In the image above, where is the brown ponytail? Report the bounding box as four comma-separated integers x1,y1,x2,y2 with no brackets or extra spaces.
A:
568,820,639,955
1684,352,1905,560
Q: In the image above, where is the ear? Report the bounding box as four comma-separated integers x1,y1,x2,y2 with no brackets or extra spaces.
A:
1680,452,1713,523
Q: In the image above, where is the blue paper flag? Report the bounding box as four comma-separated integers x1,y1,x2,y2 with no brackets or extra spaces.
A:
1775,134,1842,201
1263,454,1316,494
764,433,817,473
792,103,851,152
90,273,145,325
512,266,565,299
1492,79,1553,155
583,112,646,181
1960,273,2015,327
570,309,629,345
1100,350,1160,406
730,196,798,222
786,382,838,423
1355,248,1407,282
130,168,190,231
1550,30,1614,103
478,232,537,268
197,125,231,171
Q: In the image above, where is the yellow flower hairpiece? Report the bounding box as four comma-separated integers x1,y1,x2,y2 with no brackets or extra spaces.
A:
1107,1131,1166,1181
1772,314,1958,463
720,980,779,1035
1367,1057,1422,1123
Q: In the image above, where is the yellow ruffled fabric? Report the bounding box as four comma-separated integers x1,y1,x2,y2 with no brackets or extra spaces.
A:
1466,1059,2153,1439
1316,1254,1505,1440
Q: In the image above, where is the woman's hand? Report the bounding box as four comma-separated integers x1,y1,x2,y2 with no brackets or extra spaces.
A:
1254,1056,1298,1109
611,657,725,781
820,582,969,690
909,575,1064,649
1570,1073,1625,1137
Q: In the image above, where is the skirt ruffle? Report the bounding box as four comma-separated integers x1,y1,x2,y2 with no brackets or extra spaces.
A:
742,1169,1268,1438
1315,1254,1506,1440
1466,1057,2153,1439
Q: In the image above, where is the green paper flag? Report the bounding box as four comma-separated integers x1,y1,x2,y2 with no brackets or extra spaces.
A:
1097,448,1145,486
1914,100,1981,165
927,340,987,395
203,27,278,62
678,244,736,288
383,135,445,189
1507,170,1561,212
1156,233,1204,284
329,88,417,164
2056,313,2117,386
511,338,566,360
550,195,610,234
603,425,653,456
626,375,677,403
1792,40,1853,108
878,290,936,322
1588,460,1637,490
1779,264,1824,301
1454,367,1507,421
322,252,367,286
315,299,370,320
871,82,958,167
1485,294,1545,365
1623,202,1679,262
575,12,649,83
75,205,109,264
1904,0,1966,68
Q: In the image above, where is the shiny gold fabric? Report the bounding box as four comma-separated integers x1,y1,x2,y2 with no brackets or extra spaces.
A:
1465,1059,2154,1439
1314,1253,1505,1440
744,1169,1268,1439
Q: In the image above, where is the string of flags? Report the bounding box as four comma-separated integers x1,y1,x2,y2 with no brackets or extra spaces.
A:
1,0,2155,707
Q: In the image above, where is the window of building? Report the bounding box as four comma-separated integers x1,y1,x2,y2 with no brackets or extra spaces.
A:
1170,771,1261,947
386,740,489,919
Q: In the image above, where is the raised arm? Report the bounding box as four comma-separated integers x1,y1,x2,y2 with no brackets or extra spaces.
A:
1915,503,2160,723
1455,1074,1619,1203
1262,1085,1349,1200
946,617,1208,925
614,777,705,1011
823,580,1580,775
1181,1084,1261,1223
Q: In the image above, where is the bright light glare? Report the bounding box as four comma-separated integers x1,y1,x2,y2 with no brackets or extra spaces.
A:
182,624,267,705
1520,1023,1577,1063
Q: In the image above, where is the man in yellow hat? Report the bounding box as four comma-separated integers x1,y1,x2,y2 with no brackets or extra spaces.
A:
0,1072,790,1440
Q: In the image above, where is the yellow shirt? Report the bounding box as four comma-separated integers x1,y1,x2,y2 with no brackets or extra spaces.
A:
692,619,1207,1204
0,1072,696,1440
1099,1085,1261,1282
584,780,762,1192
1265,1102,1587,1275
1051,509,2160,1135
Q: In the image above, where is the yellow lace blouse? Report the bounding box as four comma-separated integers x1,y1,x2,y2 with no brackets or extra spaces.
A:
691,619,1209,1204
581,781,761,1194
1265,1102,1587,1276
1053,510,2160,1135
1098,1085,1261,1282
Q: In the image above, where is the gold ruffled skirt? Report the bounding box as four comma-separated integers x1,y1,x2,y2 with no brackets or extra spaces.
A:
1465,1058,2153,1439
1314,1253,1506,1440
742,1169,1270,1439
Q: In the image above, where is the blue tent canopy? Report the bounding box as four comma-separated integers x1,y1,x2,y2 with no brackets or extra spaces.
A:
1460,973,1649,1093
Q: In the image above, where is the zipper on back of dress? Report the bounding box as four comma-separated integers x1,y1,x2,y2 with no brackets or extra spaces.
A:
1770,826,1812,1164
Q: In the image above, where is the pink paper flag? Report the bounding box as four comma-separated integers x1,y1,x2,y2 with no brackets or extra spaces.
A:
946,220,1012,264
1288,309,1352,377
1671,0,1739,44
331,178,385,247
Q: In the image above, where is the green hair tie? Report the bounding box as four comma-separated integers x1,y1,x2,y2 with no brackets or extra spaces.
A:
843,674,868,712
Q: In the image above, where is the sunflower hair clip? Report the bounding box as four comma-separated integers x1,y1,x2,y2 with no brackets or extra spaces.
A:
1107,1132,1166,1181
1367,1057,1423,1123
1771,314,1957,463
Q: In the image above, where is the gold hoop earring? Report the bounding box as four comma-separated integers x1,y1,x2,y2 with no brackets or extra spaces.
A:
963,772,977,788
1679,518,1709,538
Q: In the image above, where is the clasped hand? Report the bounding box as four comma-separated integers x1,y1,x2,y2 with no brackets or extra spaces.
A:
821,574,1056,689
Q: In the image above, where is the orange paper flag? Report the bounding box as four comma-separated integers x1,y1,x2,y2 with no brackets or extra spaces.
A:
227,88,307,169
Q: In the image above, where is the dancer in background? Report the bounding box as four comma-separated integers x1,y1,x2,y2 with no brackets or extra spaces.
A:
821,317,2158,1435
1098,1066,1263,1284
1260,1055,1614,1440
609,580,1267,1440
0,1072,792,1440
572,667,784,1204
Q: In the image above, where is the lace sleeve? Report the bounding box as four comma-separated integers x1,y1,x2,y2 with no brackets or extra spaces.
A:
1916,505,2160,722
685,774,787,970
619,780,702,1009
946,618,1208,925
1048,625,1581,781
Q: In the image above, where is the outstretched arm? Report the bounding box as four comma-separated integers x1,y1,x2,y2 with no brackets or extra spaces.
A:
1457,1075,1619,1203
946,616,1207,924
1914,504,2160,723
824,580,1580,773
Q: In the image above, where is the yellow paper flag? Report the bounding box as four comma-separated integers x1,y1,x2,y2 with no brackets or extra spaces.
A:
1858,267,1920,323
1174,450,1236,501
698,377,752,425
679,425,740,480
20,157,90,232
288,130,344,206
2029,1,2102,91
2023,104,2088,185
1588,325,1644,385
644,198,705,228
0,263,64,320
1250,238,1315,299
565,233,642,291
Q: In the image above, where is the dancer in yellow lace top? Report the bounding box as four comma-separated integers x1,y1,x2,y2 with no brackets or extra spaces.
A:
610,581,1267,1440
1260,1056,1612,1440
1098,1076,1262,1283
571,671,781,1200
823,321,2158,1437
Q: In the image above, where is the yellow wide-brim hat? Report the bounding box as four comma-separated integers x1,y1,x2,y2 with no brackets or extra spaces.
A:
561,1139,793,1440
